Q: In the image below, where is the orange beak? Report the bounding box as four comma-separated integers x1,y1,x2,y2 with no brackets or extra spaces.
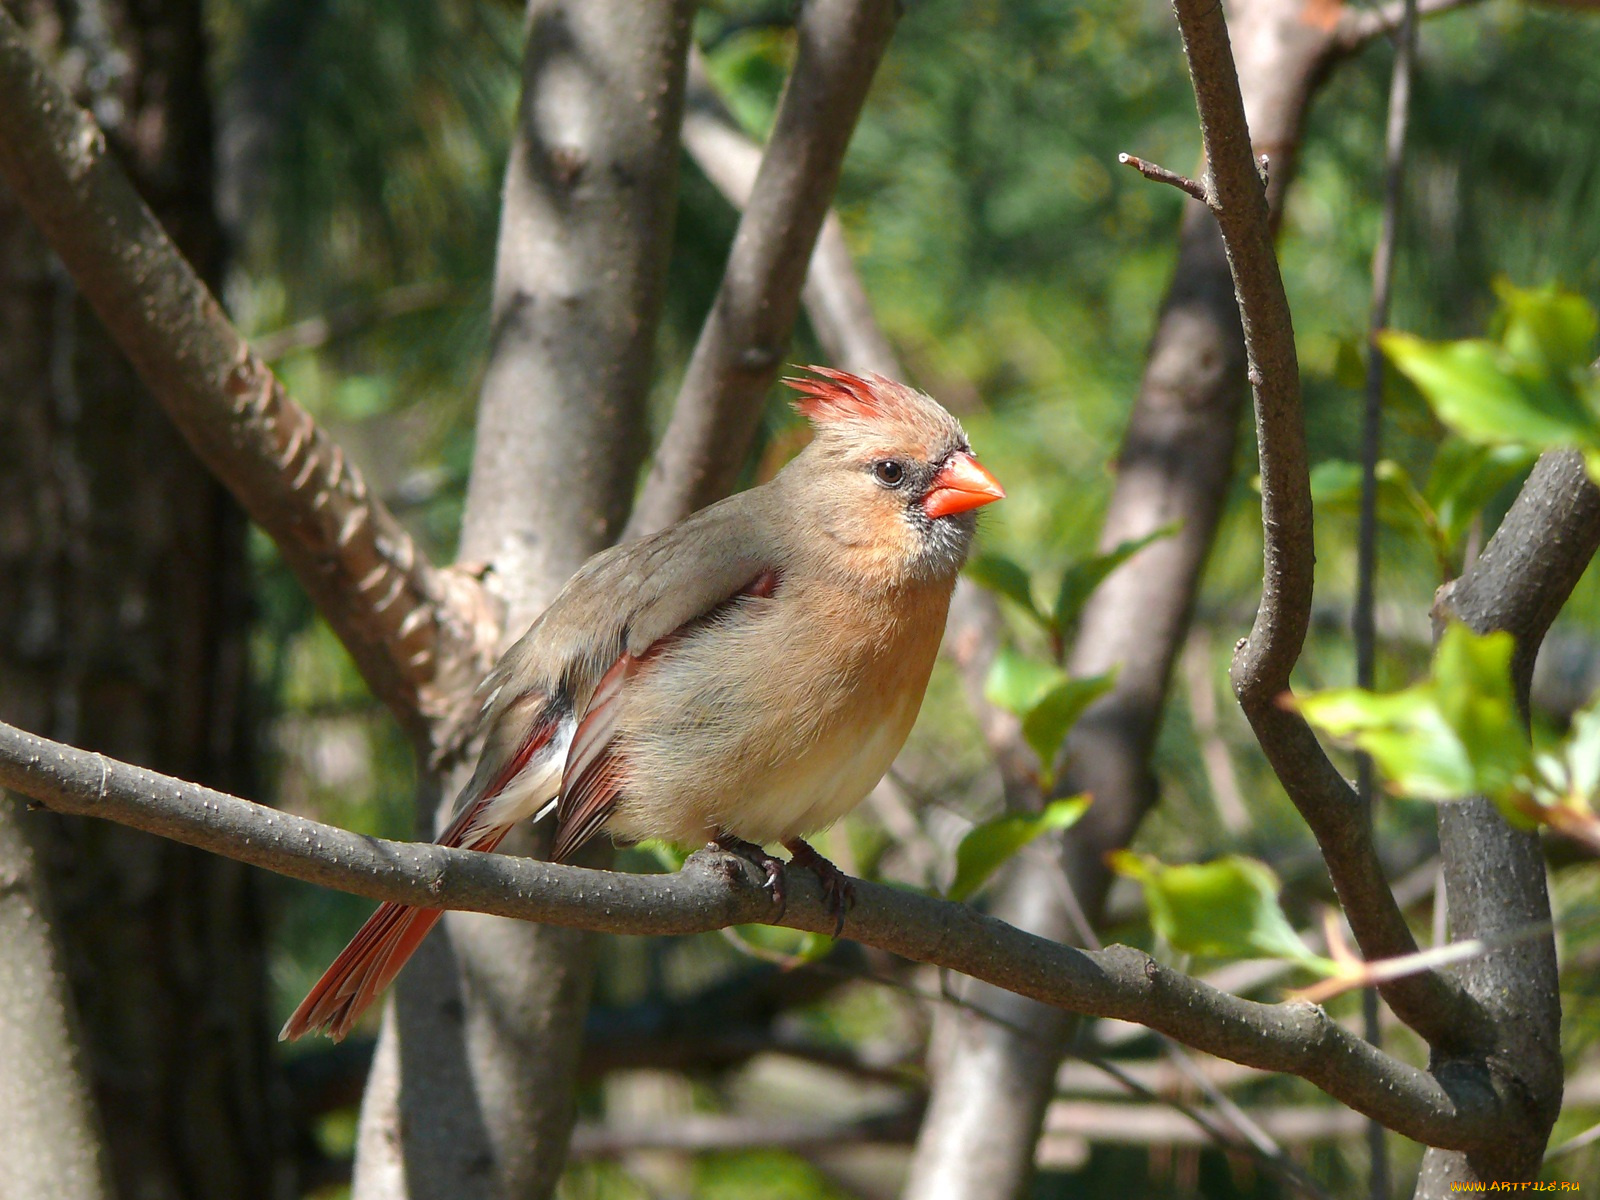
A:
922,451,1005,520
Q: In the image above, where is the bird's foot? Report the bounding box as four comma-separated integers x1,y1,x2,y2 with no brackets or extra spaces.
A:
711,834,788,917
783,838,856,937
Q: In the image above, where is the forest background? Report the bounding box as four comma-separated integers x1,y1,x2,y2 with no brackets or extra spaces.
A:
3,0,1600,1198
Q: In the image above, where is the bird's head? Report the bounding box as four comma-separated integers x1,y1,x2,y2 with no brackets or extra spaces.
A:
781,366,1005,586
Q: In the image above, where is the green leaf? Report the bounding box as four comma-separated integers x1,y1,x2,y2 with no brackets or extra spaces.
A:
1109,852,1329,968
1333,335,1367,391
1297,685,1477,799
1431,624,1528,798
1493,279,1599,373
1054,522,1180,632
1021,670,1117,781
966,554,1043,624
725,924,835,963
1381,332,1598,449
1425,440,1536,549
950,796,1091,902
1296,623,1529,803
1312,458,1437,531
1565,698,1600,801
983,646,1066,717
1308,459,1363,509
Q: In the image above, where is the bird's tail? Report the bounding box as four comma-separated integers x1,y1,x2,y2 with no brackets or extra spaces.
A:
280,708,565,1042
278,814,512,1042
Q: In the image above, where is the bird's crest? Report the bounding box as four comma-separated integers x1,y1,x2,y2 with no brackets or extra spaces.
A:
783,366,924,428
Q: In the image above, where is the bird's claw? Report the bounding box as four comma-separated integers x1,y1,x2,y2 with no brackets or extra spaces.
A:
784,838,856,937
712,835,789,918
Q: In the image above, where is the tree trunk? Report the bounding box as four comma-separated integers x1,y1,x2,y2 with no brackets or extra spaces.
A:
0,2,288,1197
349,3,694,1197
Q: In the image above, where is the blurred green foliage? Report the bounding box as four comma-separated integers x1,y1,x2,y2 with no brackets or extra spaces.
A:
208,0,1600,1193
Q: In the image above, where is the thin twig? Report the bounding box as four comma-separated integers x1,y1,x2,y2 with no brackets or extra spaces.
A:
1354,2,1418,1193
679,49,903,380
1117,153,1211,204
1060,1048,1337,1200
250,281,461,361
1544,1117,1600,1164
1334,0,1482,53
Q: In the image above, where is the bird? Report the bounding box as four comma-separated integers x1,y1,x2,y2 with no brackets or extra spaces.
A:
280,367,1004,1041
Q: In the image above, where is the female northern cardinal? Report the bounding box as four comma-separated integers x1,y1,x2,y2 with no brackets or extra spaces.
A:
281,367,1003,1041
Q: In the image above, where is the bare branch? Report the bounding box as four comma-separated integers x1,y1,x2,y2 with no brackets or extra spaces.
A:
251,282,461,362
0,718,1522,1152
681,50,903,380
0,6,491,745
1353,0,1419,1188
567,1100,1367,1160
627,0,900,536
1042,1101,1367,1149
1165,0,1483,1053
571,1105,920,1158
1334,0,1483,52
1117,153,1212,204
1421,448,1600,1186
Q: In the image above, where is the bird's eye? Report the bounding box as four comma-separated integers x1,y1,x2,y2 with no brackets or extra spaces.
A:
872,459,907,488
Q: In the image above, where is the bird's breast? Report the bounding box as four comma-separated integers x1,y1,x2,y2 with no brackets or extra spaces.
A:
604,576,953,847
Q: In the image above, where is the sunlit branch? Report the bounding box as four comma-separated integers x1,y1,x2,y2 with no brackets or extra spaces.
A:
0,6,494,747
0,717,1517,1151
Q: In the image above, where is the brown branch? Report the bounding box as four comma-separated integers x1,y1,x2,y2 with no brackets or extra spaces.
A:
567,1100,1366,1160
627,0,900,536
1334,0,1483,52
250,281,460,361
0,6,491,746
1117,153,1211,204
680,49,904,381
0,799,114,1200
1420,449,1600,1186
1164,0,1484,1054
1041,1101,1367,1148
570,1105,921,1158
0,719,1523,1152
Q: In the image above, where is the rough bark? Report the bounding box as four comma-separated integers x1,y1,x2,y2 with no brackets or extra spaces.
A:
0,797,113,1200
350,3,695,1198
0,1,490,749
0,3,290,1197
1416,450,1600,1193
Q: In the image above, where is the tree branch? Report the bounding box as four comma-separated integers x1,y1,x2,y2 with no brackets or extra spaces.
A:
680,49,903,380
1354,0,1419,1189
627,0,899,536
0,718,1522,1152
0,5,491,747
1419,448,1600,1187
1334,0,1483,53
1163,0,1484,1054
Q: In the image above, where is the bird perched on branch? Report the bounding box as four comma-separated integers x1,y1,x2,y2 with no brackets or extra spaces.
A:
282,367,1004,1041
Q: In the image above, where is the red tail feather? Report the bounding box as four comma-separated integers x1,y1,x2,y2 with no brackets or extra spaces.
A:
279,823,511,1042
280,708,562,1041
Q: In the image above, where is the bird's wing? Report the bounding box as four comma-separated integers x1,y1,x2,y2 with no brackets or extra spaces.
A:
533,495,786,861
